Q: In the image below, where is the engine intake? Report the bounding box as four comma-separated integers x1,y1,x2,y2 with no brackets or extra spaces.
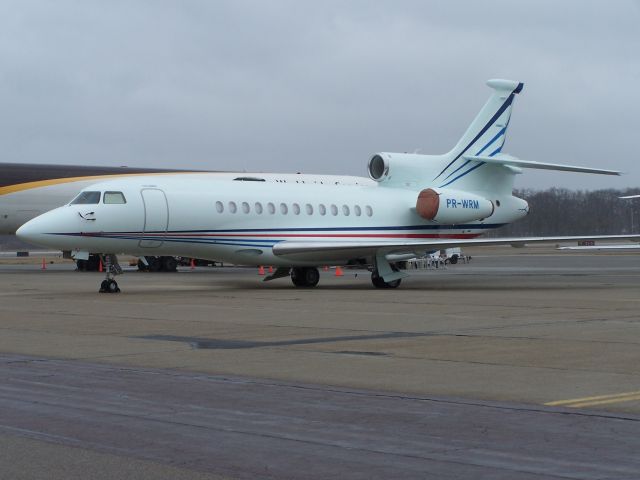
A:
368,154,389,181
416,188,494,224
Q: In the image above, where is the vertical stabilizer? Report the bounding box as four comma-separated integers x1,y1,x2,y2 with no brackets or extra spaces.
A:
434,79,523,187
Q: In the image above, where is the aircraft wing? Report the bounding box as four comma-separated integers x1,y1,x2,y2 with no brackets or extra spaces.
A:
273,234,640,262
619,195,640,199
558,244,640,251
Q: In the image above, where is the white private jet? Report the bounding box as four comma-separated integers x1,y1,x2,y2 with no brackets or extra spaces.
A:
17,79,639,292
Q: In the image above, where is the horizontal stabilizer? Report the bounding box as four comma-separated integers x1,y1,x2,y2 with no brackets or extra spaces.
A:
463,154,620,176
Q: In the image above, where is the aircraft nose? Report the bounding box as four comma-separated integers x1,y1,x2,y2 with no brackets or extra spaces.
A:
17,216,44,245
16,210,61,247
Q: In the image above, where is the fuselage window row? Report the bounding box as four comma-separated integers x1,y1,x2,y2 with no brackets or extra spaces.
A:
214,201,373,217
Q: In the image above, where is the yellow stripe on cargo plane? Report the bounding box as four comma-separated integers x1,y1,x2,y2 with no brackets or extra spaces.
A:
545,390,640,408
0,172,202,196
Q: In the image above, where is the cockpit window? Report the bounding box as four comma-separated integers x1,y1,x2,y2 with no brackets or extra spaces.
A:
70,191,101,205
103,191,127,204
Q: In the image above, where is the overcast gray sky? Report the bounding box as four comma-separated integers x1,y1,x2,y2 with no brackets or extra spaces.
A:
0,0,638,189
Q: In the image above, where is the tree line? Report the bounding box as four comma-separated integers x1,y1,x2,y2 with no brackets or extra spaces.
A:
487,188,640,237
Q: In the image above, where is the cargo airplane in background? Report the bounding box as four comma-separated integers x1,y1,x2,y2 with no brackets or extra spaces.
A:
17,79,639,291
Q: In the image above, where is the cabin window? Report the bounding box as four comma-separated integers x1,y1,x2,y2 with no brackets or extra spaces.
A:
319,204,326,216
342,205,350,216
242,202,250,214
233,176,266,182
70,191,101,205
354,205,362,216
255,202,263,214
103,191,126,204
330,204,338,216
305,204,313,215
228,201,237,214
365,205,373,217
267,202,276,214
215,201,224,213
280,203,288,214
292,203,300,215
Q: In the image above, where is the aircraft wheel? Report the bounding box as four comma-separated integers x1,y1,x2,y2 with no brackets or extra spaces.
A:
371,271,401,289
87,254,101,271
302,267,320,287
371,271,386,288
99,279,120,293
161,256,178,272
386,278,401,288
291,267,320,288
108,280,120,293
147,256,161,272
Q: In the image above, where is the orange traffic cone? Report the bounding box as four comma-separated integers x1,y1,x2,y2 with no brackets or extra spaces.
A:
41,258,46,270
190,258,195,270
258,265,265,275
268,265,274,273
98,258,103,272
335,266,344,277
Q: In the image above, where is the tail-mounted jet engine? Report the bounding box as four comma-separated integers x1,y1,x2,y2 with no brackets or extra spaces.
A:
416,188,494,224
368,153,424,184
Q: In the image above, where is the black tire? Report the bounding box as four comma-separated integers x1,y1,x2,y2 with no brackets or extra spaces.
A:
449,255,459,265
386,278,401,288
302,267,320,287
371,271,401,289
291,267,320,288
87,254,101,271
371,271,386,288
107,280,120,293
161,256,178,272
147,256,161,272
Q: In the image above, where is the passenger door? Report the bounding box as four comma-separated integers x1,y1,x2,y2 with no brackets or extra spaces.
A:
139,188,168,248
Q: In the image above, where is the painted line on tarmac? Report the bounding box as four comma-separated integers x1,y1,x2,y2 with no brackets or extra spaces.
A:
546,390,640,408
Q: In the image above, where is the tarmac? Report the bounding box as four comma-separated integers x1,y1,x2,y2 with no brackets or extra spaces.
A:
0,246,639,479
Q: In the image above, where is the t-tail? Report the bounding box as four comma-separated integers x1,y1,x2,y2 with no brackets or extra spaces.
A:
367,79,619,195
434,79,523,189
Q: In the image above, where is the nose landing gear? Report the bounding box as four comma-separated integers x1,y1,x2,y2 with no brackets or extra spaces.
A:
99,279,120,293
98,254,123,293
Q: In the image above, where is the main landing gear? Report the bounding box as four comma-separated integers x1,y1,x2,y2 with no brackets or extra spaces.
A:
290,267,320,288
99,254,123,293
371,270,402,289
137,256,178,272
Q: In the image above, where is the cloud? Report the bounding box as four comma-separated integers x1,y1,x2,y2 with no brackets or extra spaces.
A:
0,0,638,189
